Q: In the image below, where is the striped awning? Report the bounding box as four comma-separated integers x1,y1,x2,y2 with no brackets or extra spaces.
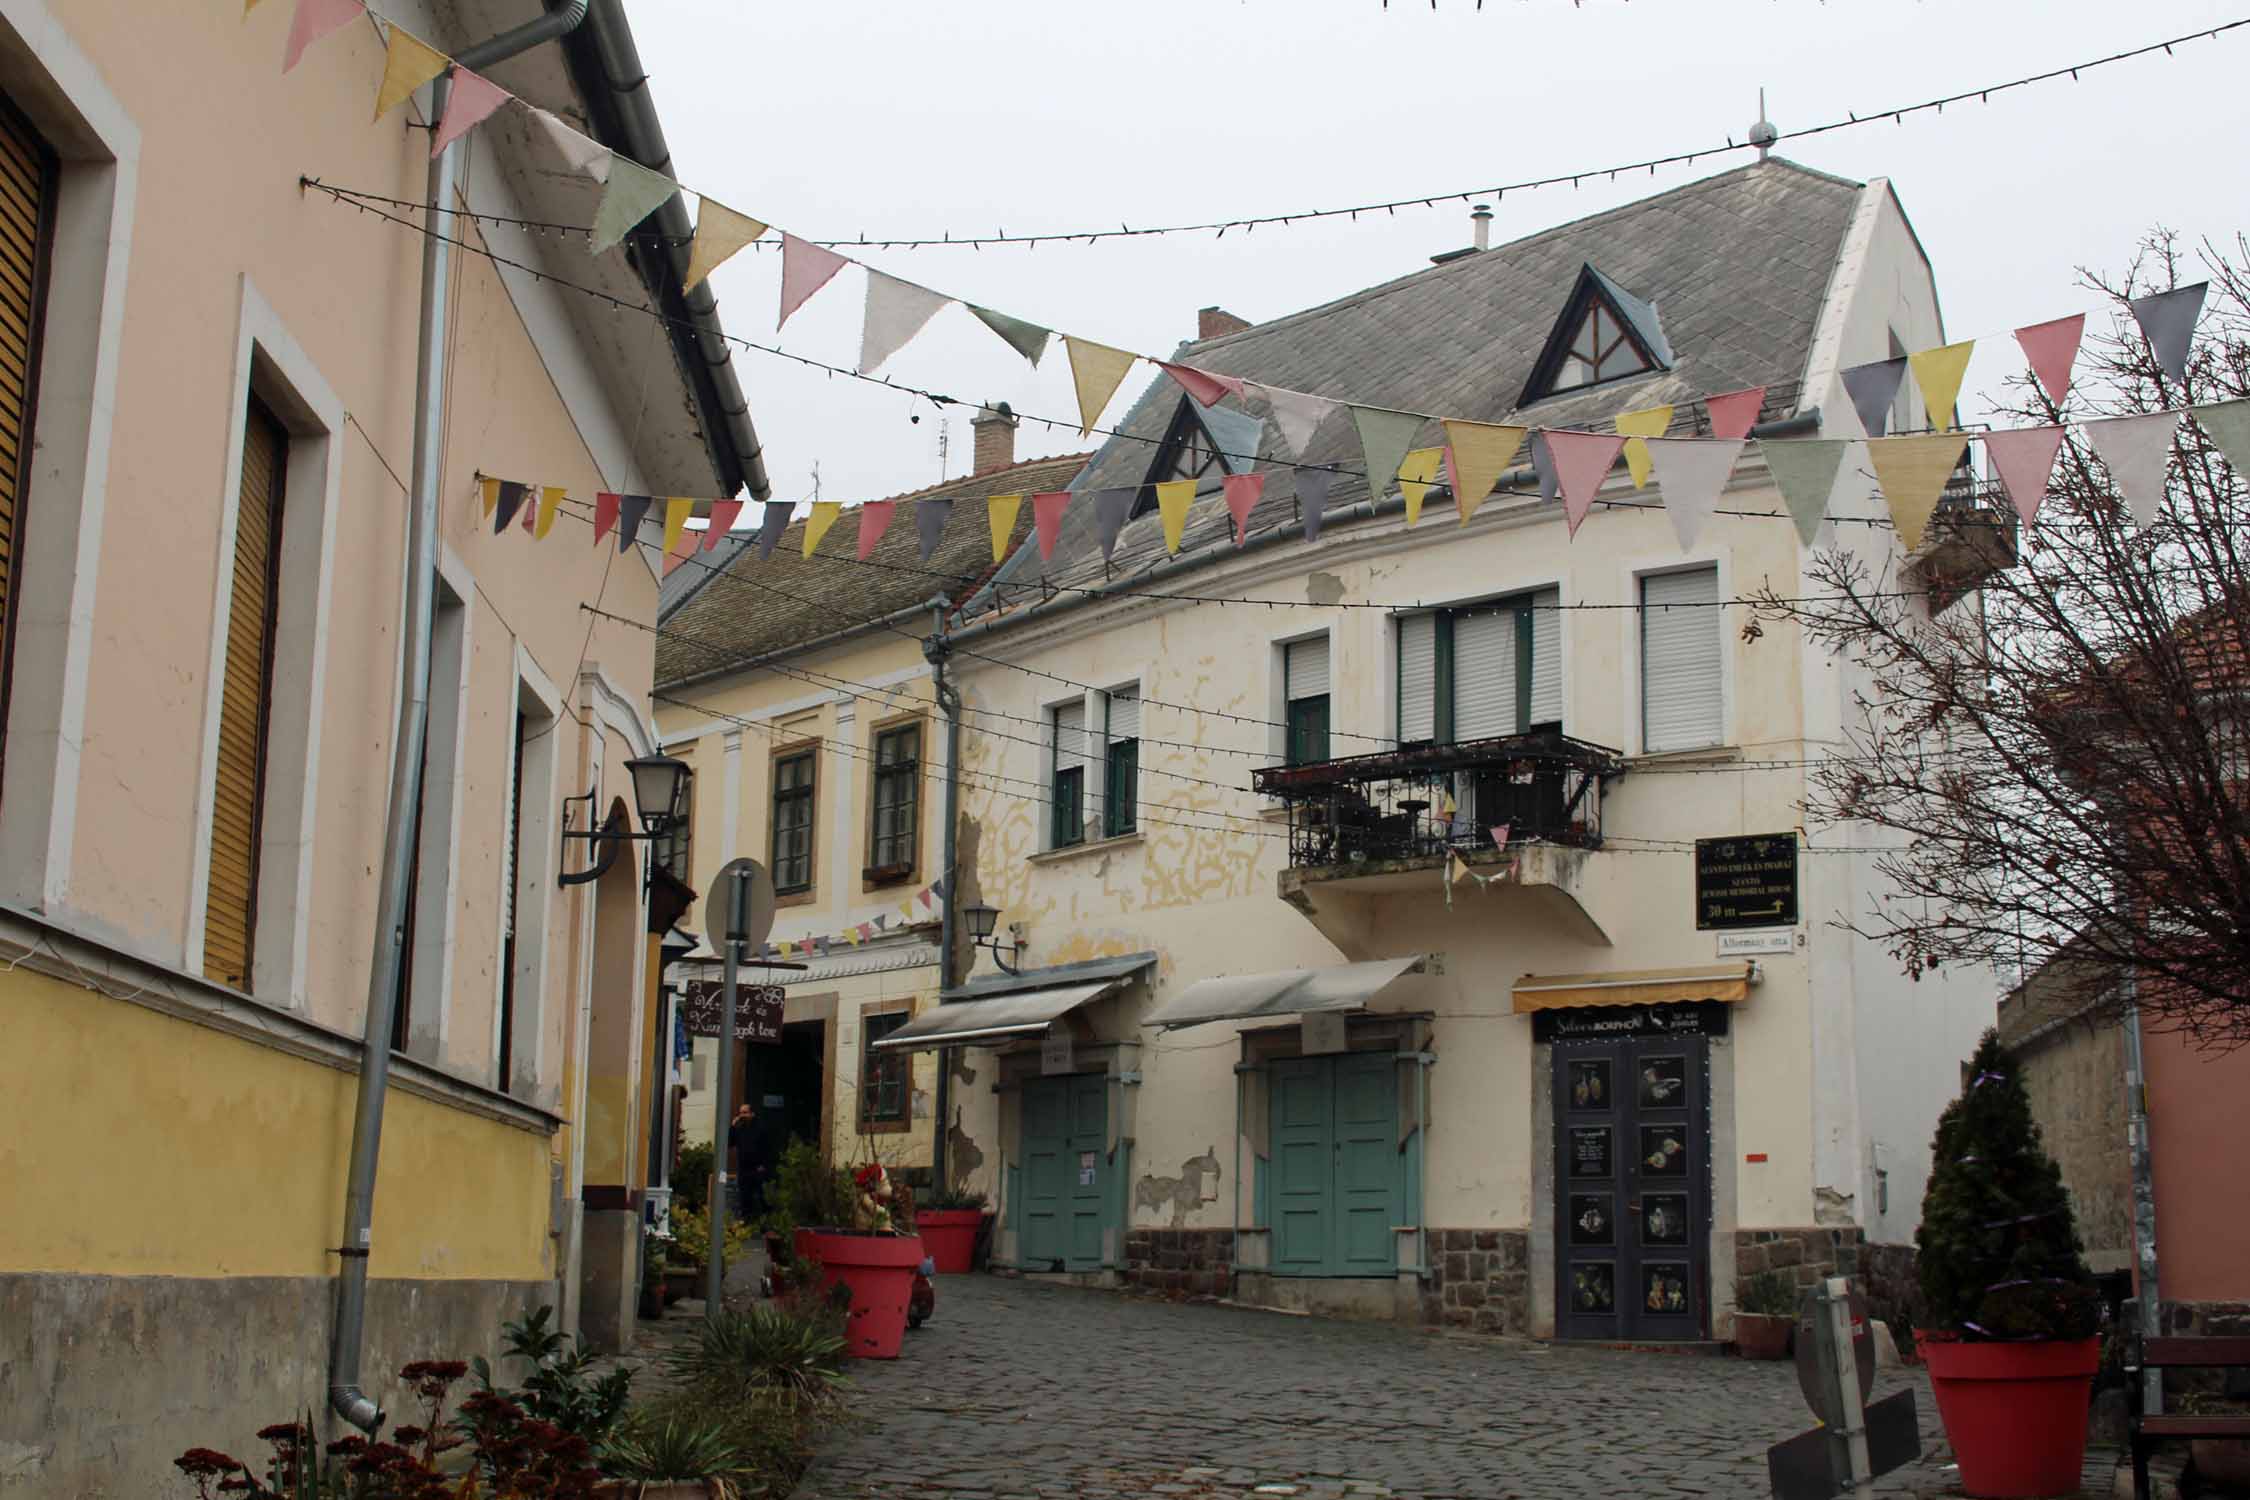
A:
1511,962,1755,1014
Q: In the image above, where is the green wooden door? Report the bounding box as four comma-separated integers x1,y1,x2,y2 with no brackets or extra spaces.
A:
1019,1075,1108,1272
1268,1053,1399,1276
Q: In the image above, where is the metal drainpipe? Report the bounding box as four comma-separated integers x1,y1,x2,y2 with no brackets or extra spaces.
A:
328,0,590,1435
925,600,961,1190
2122,969,2161,1414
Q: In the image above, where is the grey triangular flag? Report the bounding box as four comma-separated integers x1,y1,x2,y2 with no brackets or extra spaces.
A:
1760,439,1848,546
2194,398,2250,477
2129,282,2208,384
492,480,529,534
1298,467,1336,542
1351,406,1422,502
1840,357,1908,438
915,497,952,562
2085,411,2179,527
1093,487,1135,559
754,500,792,560
970,304,1051,367
616,493,653,554
1531,431,1559,505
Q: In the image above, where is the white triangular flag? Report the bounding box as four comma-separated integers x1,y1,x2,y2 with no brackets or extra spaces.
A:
1250,383,1338,458
858,271,951,375
2084,411,2179,527
1645,437,1743,552
530,107,612,183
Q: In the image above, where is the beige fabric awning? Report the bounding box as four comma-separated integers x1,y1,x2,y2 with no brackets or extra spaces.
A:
868,978,1126,1052
1511,962,1755,1014
1140,956,1426,1032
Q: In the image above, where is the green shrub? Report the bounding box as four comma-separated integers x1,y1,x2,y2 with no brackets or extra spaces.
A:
600,1408,742,1483
673,1140,716,1217
1736,1271,1798,1318
670,1202,755,1271
765,1141,858,1234
626,1386,820,1494
666,1301,849,1406
470,1305,632,1445
1915,1030,2099,1341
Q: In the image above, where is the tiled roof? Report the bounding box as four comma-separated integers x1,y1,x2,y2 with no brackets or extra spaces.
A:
656,450,1090,687
974,159,1863,607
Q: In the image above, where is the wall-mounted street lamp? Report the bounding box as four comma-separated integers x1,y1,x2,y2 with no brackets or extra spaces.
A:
960,899,1024,976
558,752,694,887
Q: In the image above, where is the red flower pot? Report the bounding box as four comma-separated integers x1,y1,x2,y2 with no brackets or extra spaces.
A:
794,1229,925,1359
1917,1334,2098,1498
917,1209,983,1274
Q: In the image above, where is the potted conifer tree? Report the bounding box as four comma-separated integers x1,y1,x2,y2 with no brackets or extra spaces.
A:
1915,1031,2101,1498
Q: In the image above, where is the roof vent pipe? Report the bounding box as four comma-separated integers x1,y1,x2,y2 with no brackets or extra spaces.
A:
1471,204,1492,251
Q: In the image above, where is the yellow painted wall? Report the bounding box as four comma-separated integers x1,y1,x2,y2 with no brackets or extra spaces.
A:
0,963,550,1281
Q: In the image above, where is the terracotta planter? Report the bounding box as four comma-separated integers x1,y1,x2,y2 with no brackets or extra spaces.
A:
2193,1438,2250,1489
793,1228,925,1359
662,1267,697,1305
917,1209,984,1274
1917,1334,2098,1498
1733,1312,1792,1360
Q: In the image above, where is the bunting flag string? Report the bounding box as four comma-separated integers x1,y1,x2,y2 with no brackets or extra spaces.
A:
748,877,949,961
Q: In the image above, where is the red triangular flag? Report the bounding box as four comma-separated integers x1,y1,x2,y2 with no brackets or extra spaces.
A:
2014,314,2084,408
1983,425,2067,527
1158,361,1245,409
284,0,362,72
778,234,849,330
1702,386,1766,442
703,499,744,549
1542,430,1627,538
1490,823,1511,850
856,500,896,560
1031,491,1071,561
662,522,700,576
430,67,511,157
1222,473,1266,544
918,886,935,910
593,491,622,548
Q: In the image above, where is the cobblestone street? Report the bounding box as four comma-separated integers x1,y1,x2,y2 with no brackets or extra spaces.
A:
789,1276,1963,1500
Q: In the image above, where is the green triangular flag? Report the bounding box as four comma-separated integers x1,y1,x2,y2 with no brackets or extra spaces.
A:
1760,438,1848,546
970,304,1050,367
2195,398,2250,479
590,157,679,255
1351,405,1423,504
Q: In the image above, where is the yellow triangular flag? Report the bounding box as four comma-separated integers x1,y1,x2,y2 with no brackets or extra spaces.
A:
1866,434,1966,552
1398,447,1444,527
374,25,449,119
987,494,1023,562
842,926,862,947
1154,479,1195,554
534,485,565,540
684,199,767,292
1449,852,1470,886
1442,420,1528,524
803,500,842,556
900,900,916,923
1614,406,1673,489
1908,341,1975,433
479,477,501,517
1440,788,1456,818
1064,336,1137,436
662,497,694,558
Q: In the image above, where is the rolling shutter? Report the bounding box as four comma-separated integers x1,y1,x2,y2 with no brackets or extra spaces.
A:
1397,614,1435,742
1053,699,1087,778
204,399,288,988
1284,636,1329,701
1642,566,1722,752
0,99,54,783
1452,608,1516,741
1528,588,1561,727
1106,689,1139,744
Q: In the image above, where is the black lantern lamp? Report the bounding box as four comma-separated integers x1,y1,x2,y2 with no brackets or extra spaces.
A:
559,753,694,887
961,899,1023,975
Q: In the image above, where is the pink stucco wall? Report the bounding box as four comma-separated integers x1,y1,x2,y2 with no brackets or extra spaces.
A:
2143,1024,2250,1304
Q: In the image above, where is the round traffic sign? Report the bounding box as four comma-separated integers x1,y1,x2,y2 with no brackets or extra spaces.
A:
701,858,776,953
1793,1286,1876,1422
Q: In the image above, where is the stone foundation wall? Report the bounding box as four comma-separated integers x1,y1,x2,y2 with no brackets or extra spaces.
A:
1120,1228,1235,1297
1858,1241,1924,1332
1422,1229,1532,1335
1734,1227,1866,1293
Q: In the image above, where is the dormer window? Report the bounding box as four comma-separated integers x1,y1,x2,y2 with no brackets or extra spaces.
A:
1519,263,1674,407
1138,397,1262,516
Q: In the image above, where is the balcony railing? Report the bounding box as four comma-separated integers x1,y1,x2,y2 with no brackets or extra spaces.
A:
1252,730,1627,871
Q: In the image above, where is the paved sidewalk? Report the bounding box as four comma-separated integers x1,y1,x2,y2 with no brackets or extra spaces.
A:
789,1276,1988,1500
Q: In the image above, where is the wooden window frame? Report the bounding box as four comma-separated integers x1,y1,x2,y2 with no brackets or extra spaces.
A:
862,714,923,889
0,93,57,800
857,999,915,1133
770,741,819,905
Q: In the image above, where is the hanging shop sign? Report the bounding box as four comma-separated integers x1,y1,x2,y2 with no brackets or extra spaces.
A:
1533,1000,1730,1044
1694,833,1799,931
680,981,785,1044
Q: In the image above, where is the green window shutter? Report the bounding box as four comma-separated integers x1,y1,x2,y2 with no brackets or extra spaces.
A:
1104,739,1137,838
1286,695,1330,767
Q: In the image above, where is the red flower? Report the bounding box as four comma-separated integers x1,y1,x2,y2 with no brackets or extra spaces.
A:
173,1449,240,1478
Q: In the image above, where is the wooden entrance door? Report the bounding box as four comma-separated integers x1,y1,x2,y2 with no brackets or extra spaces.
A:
1020,1074,1107,1272
1270,1052,1399,1277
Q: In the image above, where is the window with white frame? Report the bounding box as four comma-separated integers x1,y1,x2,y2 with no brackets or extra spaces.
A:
1395,589,1561,744
1641,566,1724,752
1283,638,1330,766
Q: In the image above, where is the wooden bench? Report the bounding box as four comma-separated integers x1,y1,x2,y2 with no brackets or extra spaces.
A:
2127,1334,2250,1500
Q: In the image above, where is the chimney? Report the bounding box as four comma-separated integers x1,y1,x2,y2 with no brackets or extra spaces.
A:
1471,203,1493,251
1198,306,1251,342
970,402,1018,476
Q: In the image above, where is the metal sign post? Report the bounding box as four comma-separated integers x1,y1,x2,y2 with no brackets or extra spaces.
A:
1768,1279,1917,1500
701,859,775,1318
1811,1279,1875,1499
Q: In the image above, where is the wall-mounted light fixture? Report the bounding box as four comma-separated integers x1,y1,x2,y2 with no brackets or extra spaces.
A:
558,752,693,887
959,899,1024,976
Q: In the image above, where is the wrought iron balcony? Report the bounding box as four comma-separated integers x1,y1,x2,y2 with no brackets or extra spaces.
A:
1917,470,2019,614
1252,730,1627,871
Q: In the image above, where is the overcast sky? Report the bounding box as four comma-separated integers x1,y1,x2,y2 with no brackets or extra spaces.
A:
632,0,2250,509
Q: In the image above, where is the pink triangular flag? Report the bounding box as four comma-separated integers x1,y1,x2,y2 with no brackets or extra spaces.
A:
918,886,935,910
2014,314,2084,408
1982,426,2066,527
593,491,622,548
1703,386,1766,442
1543,430,1627,538
1031,491,1071,561
1222,473,1266,544
703,499,744,548
1489,823,1511,850
777,234,849,330
430,67,511,157
1158,362,1245,409
856,500,896,560
662,521,700,577
283,0,362,72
